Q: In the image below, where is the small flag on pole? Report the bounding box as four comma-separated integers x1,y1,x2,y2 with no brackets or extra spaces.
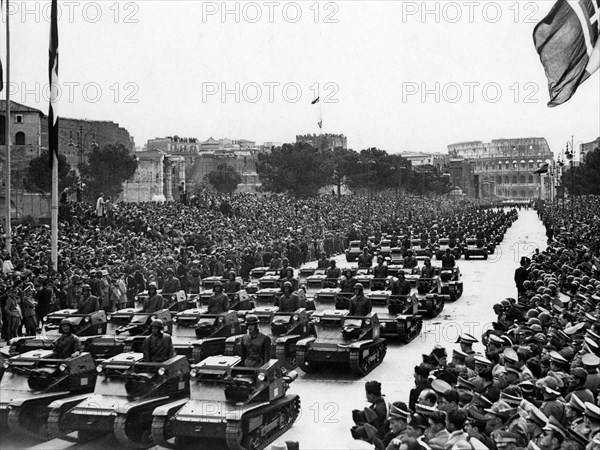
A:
48,0,59,167
318,119,322,129
534,163,550,174
311,96,320,104
533,0,600,107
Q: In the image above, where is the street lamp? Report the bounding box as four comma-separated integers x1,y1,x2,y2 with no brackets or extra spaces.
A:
68,124,98,198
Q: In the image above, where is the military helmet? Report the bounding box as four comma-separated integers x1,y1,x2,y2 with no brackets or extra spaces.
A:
60,319,74,330
151,319,164,329
246,314,259,325
354,283,364,290
81,283,91,290
228,271,236,278
214,280,223,289
282,281,293,290
148,282,158,290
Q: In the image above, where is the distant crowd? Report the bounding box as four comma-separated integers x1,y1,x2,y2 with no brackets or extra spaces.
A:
351,195,600,450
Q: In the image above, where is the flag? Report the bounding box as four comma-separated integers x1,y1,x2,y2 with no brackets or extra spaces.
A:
0,0,4,93
48,0,59,167
533,0,600,107
534,163,549,174
311,96,320,104
318,119,322,129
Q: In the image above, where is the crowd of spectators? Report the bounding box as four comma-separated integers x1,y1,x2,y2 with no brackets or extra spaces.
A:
0,192,526,345
352,195,600,450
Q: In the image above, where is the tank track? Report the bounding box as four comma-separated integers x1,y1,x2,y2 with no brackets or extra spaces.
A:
47,407,78,442
398,317,423,344
296,345,317,373
151,415,175,449
349,339,387,376
7,405,49,441
114,413,154,449
225,395,300,450
426,297,444,318
275,341,297,370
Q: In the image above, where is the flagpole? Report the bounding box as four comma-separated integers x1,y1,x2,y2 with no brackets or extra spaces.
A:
49,0,58,271
4,0,11,255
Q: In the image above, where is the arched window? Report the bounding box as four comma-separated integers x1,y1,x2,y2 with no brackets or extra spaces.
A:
528,175,534,183
15,132,25,145
520,190,526,198
504,175,510,184
497,176,502,184
519,174,525,184
512,175,518,184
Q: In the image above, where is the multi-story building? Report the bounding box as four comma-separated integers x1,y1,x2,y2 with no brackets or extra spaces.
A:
120,149,185,203
0,101,46,189
447,138,553,200
581,137,599,157
296,133,347,151
59,118,135,170
189,149,261,192
146,136,200,182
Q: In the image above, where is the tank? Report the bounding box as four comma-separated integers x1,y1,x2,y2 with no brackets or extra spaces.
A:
296,310,387,376
9,310,107,357
439,267,464,302
47,353,190,448
247,267,270,294
136,289,190,313
151,355,300,450
84,309,173,360
415,276,449,317
188,310,244,363
226,289,255,311
0,350,97,440
463,238,488,260
225,307,313,370
377,294,423,343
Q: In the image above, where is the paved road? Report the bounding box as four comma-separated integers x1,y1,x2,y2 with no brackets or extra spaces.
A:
0,209,546,450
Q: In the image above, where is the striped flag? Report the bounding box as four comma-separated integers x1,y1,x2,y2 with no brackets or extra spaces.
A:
311,96,320,104
0,0,4,93
48,0,59,167
533,0,600,107
534,163,550,174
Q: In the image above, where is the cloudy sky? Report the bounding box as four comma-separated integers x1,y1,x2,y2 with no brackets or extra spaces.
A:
3,1,599,157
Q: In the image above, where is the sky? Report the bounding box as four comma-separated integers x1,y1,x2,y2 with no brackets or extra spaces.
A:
3,0,599,158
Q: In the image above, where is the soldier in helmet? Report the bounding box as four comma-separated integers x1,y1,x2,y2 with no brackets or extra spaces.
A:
53,319,81,359
358,247,373,270
277,281,300,312
403,250,418,269
241,314,271,367
208,280,229,314
420,258,436,279
77,284,99,314
142,319,174,363
223,271,241,294
142,282,165,313
349,283,372,316
162,267,181,296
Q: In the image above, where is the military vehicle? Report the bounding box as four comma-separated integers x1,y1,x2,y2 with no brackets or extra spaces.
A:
246,267,270,294
377,294,422,343
9,310,107,357
414,277,448,317
0,350,97,440
224,307,312,369
47,353,190,448
151,355,300,450
389,247,405,265
463,238,489,260
410,238,433,259
439,267,464,302
85,309,173,360
345,240,363,262
296,310,386,376
136,289,190,313
434,238,462,260
378,239,392,260
298,267,317,284
189,310,244,363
